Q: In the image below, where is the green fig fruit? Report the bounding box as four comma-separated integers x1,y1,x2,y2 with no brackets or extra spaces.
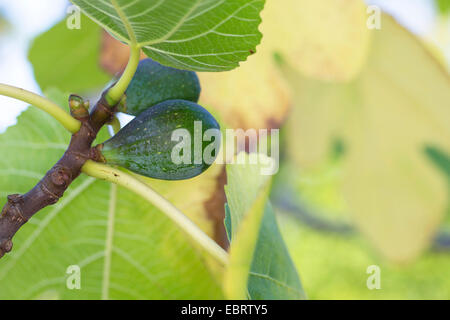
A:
99,100,221,180
122,59,201,116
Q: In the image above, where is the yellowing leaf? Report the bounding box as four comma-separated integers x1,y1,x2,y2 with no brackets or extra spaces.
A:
139,163,228,247
223,153,305,300
284,74,356,168
263,0,370,81
199,49,292,130
29,16,111,93
284,14,450,262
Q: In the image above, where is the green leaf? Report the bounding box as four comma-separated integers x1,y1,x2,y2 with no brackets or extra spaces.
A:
70,0,265,71
124,58,201,116
28,16,110,93
279,213,450,299
0,89,223,299
224,153,305,300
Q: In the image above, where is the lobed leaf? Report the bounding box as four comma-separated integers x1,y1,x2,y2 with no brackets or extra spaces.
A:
70,0,265,71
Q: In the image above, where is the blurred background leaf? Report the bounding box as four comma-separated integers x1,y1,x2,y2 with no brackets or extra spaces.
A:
28,16,110,93
139,164,229,249
282,13,450,263
196,0,450,265
279,212,450,299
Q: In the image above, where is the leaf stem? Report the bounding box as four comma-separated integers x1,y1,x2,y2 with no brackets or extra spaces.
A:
0,83,81,133
81,160,229,266
105,45,141,106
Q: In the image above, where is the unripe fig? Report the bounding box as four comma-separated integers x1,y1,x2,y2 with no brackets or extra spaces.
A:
99,100,220,180
122,59,201,116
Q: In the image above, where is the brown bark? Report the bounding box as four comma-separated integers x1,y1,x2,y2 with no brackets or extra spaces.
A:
0,93,117,259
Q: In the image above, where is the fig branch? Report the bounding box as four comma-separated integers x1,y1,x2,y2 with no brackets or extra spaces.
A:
0,92,118,259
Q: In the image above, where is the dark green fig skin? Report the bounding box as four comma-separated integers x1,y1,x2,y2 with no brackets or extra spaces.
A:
123,59,201,116
101,100,220,181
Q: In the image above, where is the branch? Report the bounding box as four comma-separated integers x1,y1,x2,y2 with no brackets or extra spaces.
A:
0,84,81,133
82,160,229,266
0,93,117,259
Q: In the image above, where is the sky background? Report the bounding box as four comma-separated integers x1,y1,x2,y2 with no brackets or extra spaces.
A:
0,0,447,132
